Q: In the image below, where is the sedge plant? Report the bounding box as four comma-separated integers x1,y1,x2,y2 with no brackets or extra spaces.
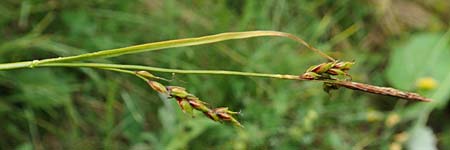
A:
0,31,431,127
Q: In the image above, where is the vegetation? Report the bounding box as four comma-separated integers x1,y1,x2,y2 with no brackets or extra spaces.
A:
0,0,449,149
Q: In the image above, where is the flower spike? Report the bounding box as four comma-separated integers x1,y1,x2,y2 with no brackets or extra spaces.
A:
145,80,243,127
147,81,168,94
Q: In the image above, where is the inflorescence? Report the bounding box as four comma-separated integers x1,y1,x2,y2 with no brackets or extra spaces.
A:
300,61,355,93
139,71,243,128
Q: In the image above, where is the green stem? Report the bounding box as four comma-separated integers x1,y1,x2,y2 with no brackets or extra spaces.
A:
37,63,303,80
0,61,33,70
100,68,136,75
100,68,150,81
0,31,335,70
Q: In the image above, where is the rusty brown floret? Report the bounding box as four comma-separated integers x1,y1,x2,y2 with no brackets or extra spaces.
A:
299,61,431,102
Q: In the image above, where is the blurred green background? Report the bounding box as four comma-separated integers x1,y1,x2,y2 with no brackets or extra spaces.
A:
1,0,450,149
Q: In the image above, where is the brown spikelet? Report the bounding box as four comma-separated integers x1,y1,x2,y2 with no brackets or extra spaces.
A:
332,81,432,102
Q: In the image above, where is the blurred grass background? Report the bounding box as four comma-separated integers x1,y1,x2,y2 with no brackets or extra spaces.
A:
0,0,450,149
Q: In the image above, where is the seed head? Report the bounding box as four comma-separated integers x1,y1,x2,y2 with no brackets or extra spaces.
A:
167,86,191,98
211,107,243,128
151,84,243,128
176,97,194,116
333,61,354,70
306,62,334,74
204,111,220,122
136,71,156,78
147,81,168,94
186,97,210,112
327,68,347,76
300,72,321,80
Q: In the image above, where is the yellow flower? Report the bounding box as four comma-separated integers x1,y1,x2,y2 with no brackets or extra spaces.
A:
416,77,437,90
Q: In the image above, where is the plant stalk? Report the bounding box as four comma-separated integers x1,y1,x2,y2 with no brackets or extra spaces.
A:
37,63,303,80
0,31,335,71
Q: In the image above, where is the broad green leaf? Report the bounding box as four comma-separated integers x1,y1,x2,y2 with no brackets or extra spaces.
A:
386,33,450,91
